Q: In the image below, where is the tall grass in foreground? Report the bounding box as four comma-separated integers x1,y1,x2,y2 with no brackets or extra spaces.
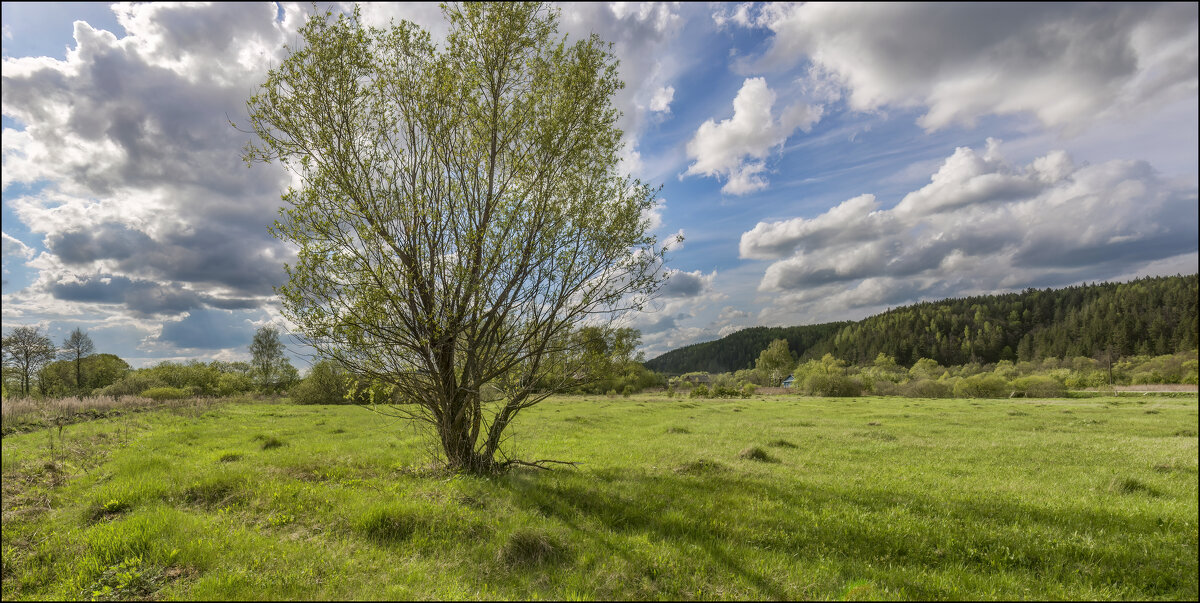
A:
1,394,1196,600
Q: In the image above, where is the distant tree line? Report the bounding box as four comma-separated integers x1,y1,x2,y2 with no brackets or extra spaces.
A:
1,325,300,400
672,340,1196,400
647,274,1198,374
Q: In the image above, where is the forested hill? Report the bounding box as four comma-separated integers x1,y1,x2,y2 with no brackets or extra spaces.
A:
645,274,1198,373
644,323,850,374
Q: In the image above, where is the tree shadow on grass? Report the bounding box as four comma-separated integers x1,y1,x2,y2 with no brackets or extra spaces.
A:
497,467,1196,600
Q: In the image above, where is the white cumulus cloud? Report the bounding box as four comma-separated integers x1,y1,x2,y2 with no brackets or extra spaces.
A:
684,77,823,195
742,141,1198,321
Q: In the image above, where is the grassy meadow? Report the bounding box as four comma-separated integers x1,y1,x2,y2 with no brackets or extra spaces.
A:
2,393,1197,600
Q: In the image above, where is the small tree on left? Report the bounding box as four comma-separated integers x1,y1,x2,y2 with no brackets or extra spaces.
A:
2,326,57,397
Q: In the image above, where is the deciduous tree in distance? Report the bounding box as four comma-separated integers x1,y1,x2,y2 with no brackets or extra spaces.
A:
60,327,95,393
2,326,57,397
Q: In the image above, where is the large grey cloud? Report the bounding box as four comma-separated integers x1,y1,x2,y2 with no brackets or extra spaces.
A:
741,2,1198,132
2,3,302,323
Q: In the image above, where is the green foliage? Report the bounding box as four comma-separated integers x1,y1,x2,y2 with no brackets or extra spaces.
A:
900,379,953,398
249,326,296,394
1009,375,1067,397
570,328,663,395
952,374,1010,398
97,373,167,399
710,385,748,399
754,338,794,386
289,360,351,405
242,3,666,472
139,387,189,401
688,384,710,398
2,325,57,396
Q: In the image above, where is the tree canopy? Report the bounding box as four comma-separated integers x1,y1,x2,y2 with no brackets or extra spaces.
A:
243,2,666,472
2,326,57,397
60,327,96,393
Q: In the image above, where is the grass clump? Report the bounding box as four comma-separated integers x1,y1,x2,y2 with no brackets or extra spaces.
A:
180,474,243,507
498,528,568,567
665,426,690,434
356,506,419,543
252,434,286,450
674,459,728,475
1107,477,1158,496
738,446,777,463
86,498,132,523
216,451,242,463
767,438,797,448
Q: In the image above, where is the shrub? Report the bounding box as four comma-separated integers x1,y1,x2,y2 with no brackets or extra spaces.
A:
139,387,189,401
803,374,862,397
1010,375,1067,397
953,374,1009,398
689,384,710,398
711,385,744,399
869,379,901,396
741,383,758,396
97,374,167,399
217,372,254,397
290,360,350,404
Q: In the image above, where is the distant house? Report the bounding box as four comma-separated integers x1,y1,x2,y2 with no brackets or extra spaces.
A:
781,375,795,388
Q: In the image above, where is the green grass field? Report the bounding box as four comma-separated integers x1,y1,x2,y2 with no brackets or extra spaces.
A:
2,394,1196,600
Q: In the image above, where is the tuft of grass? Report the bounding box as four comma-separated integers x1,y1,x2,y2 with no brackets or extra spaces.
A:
767,438,797,448
252,434,286,450
356,506,419,543
738,446,777,463
498,528,568,567
180,474,243,507
216,451,242,463
674,459,728,475
1107,476,1158,496
853,430,898,441
665,426,690,434
86,498,131,522
1174,428,1197,437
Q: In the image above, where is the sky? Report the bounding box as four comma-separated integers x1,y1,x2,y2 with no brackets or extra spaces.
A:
2,2,1197,369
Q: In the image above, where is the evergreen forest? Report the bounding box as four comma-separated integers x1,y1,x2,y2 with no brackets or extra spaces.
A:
645,274,1199,374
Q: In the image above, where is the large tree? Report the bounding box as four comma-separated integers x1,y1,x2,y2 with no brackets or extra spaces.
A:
242,3,665,473
60,327,95,393
2,326,57,397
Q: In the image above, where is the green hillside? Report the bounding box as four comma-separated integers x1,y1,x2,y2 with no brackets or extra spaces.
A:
645,274,1199,373
644,322,850,374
